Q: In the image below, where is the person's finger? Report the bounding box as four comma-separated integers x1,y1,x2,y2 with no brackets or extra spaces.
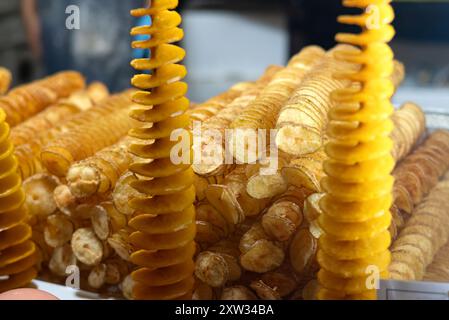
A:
0,288,59,300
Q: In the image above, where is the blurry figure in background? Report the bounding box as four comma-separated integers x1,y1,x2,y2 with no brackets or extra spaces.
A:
24,0,146,92
0,1,37,85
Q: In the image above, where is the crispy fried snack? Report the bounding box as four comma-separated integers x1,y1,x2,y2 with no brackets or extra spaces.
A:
390,102,426,162
127,1,196,300
290,227,318,279
86,82,110,104
71,227,103,266
282,147,327,193
205,166,270,237
15,90,133,179
250,280,281,300
300,279,320,300
0,109,37,293
111,172,145,217
228,46,325,163
393,130,449,216
52,183,109,219
389,173,449,281
88,264,107,289
23,174,61,218
10,83,108,147
40,91,136,177
195,201,233,245
275,47,357,156
108,229,132,262
193,65,282,177
423,241,449,282
253,102,419,201
48,244,75,277
195,238,241,288
245,151,291,200
44,214,74,248
188,81,254,124
257,264,298,298
194,174,225,202
239,222,285,273
0,71,85,126
261,187,310,242
317,0,396,300
66,137,134,199
0,67,12,95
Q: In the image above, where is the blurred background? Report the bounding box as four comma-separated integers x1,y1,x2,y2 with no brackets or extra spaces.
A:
1,0,449,105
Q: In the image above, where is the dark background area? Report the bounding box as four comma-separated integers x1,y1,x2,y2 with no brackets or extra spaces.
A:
1,0,448,95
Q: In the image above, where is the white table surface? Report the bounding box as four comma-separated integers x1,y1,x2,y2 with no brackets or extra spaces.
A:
32,280,115,300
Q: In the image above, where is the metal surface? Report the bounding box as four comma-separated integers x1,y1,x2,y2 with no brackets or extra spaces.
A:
379,279,449,300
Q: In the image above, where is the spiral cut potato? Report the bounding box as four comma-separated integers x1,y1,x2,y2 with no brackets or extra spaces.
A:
188,81,253,124
195,201,233,246
205,166,270,232
15,90,130,179
317,0,396,300
275,48,357,156
261,186,309,242
10,83,107,147
66,137,134,199
40,91,136,177
423,239,449,282
389,172,449,281
193,174,225,202
245,150,292,200
248,71,405,201
194,237,241,288
392,130,449,223
0,67,12,95
263,76,406,200
0,71,85,127
127,0,196,300
276,102,421,197
0,109,37,293
281,147,327,194
86,82,110,105
193,65,283,177
23,173,61,218
228,46,325,164
251,264,299,299
300,192,326,241
239,187,318,280
289,227,319,281
239,221,285,273
390,102,426,162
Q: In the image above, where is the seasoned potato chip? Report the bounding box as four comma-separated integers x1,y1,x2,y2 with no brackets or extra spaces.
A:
71,228,103,266
24,174,61,217
289,228,317,275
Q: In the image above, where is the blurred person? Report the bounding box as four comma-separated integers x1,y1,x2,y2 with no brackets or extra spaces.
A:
0,1,37,85
24,0,146,92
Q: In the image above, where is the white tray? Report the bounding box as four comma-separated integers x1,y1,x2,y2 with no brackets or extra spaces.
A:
32,280,116,300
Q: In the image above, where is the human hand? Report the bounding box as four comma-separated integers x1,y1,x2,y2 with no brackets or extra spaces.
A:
0,288,58,300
